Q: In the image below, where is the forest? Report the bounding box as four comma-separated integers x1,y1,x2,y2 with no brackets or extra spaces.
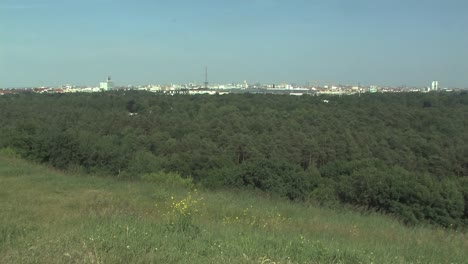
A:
0,91,467,228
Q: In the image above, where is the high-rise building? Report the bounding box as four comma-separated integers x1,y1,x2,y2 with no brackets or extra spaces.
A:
431,81,439,91
100,76,114,91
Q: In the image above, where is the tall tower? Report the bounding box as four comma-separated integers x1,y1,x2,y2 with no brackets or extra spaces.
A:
204,66,209,89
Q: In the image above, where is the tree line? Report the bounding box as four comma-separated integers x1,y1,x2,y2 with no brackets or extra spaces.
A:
0,91,467,227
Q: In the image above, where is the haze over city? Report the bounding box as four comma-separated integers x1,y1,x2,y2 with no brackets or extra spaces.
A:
1,0,468,88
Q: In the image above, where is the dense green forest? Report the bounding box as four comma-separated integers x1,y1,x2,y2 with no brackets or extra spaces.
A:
0,91,467,227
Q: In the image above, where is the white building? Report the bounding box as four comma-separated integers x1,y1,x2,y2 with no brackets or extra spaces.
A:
243,80,249,89
100,76,114,91
431,81,439,91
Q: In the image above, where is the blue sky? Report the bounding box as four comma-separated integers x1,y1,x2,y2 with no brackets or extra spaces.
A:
1,0,467,87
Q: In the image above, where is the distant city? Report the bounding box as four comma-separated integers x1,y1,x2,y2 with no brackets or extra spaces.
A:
0,76,464,96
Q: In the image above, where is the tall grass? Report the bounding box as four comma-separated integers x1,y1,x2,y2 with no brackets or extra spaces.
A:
0,153,466,263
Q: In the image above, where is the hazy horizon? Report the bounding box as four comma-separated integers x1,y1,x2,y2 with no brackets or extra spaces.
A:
1,0,468,88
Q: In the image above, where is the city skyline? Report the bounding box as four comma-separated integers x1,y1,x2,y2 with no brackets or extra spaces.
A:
1,0,468,87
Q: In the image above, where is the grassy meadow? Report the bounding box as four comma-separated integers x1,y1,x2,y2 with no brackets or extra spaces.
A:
0,153,467,263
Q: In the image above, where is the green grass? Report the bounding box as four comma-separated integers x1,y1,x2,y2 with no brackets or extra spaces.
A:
0,154,467,263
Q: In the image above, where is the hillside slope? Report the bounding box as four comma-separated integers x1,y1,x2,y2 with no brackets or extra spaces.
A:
0,153,467,263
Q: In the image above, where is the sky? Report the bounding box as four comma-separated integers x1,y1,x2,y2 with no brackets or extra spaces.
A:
1,0,468,88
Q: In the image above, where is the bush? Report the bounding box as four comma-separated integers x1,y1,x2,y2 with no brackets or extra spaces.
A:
141,171,193,189
0,147,19,159
331,163,465,227
200,166,239,189
125,150,163,179
227,159,312,201
308,178,340,207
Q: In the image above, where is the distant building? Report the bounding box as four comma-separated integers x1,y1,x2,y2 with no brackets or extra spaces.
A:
431,81,439,91
369,86,378,93
100,76,114,91
243,80,249,89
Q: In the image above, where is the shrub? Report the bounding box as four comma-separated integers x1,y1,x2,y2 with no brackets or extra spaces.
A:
141,171,193,189
0,147,19,159
228,159,312,201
